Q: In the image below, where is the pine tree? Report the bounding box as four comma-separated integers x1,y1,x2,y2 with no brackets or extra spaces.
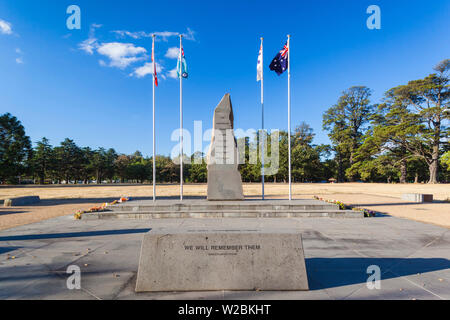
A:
390,59,449,183
323,86,374,182
0,113,32,183
32,137,54,184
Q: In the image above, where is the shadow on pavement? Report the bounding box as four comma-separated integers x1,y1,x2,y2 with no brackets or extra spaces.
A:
0,210,28,216
35,196,208,206
0,228,151,242
0,246,22,254
306,257,450,290
345,202,445,207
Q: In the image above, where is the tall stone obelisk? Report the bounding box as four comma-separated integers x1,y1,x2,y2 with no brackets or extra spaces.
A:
207,94,244,201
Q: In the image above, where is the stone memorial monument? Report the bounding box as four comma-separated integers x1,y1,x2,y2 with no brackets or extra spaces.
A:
207,94,244,201
134,94,309,293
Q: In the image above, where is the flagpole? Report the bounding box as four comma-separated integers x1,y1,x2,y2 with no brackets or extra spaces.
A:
260,37,265,201
287,34,292,201
152,34,156,203
179,35,184,202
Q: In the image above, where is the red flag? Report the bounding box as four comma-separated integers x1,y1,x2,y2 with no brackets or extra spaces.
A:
152,41,158,87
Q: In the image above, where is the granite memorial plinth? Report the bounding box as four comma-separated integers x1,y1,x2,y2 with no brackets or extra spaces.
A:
207,94,244,201
135,230,309,292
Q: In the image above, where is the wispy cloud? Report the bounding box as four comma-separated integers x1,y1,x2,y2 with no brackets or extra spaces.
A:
79,38,97,54
15,48,24,64
0,19,13,35
79,24,102,54
112,27,196,42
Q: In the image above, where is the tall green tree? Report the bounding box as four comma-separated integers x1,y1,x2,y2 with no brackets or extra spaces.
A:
274,131,290,183
350,88,420,183
114,154,131,183
104,148,118,182
189,152,207,183
80,147,95,183
159,155,178,183
441,151,450,183
31,137,54,184
238,136,261,183
91,148,111,183
323,86,375,181
294,122,315,146
372,89,421,183
126,156,149,183
291,123,330,182
0,113,32,183
53,138,84,183
391,59,449,183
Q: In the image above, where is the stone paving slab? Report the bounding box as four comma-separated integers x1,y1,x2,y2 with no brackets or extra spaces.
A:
0,214,449,300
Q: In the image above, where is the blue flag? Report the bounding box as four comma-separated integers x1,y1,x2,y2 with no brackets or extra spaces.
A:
269,42,289,76
177,48,188,79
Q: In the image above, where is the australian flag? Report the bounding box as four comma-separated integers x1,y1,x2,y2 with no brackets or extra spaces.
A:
269,42,289,75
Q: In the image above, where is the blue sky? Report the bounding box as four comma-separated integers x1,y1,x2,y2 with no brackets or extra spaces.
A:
1,0,449,158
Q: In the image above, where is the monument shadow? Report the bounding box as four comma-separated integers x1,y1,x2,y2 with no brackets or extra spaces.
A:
306,257,450,290
0,228,151,242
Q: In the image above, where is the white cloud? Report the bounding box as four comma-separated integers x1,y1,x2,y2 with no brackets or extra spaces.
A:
130,62,163,78
90,23,103,30
79,24,147,69
79,37,98,54
112,30,146,39
79,24,102,54
112,27,196,42
183,28,196,41
15,48,24,64
78,23,193,80
0,19,12,35
165,47,180,59
97,42,147,69
168,67,179,79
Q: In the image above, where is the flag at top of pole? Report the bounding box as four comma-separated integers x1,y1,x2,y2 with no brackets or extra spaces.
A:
269,42,288,75
257,41,263,82
152,38,158,87
177,44,188,79
269,36,292,201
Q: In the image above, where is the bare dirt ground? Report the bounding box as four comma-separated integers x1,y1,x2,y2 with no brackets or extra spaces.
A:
0,183,449,230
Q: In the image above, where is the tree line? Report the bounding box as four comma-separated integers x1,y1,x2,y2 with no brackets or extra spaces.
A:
323,59,449,184
1,60,448,184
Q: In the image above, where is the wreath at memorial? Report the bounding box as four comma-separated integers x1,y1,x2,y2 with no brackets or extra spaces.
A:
74,197,131,220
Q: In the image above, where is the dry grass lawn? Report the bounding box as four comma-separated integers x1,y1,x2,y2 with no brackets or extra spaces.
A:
0,183,449,230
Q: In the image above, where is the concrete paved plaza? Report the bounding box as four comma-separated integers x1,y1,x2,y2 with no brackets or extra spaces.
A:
0,213,449,300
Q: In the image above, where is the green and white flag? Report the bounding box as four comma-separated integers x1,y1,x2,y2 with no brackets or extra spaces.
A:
177,47,188,79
